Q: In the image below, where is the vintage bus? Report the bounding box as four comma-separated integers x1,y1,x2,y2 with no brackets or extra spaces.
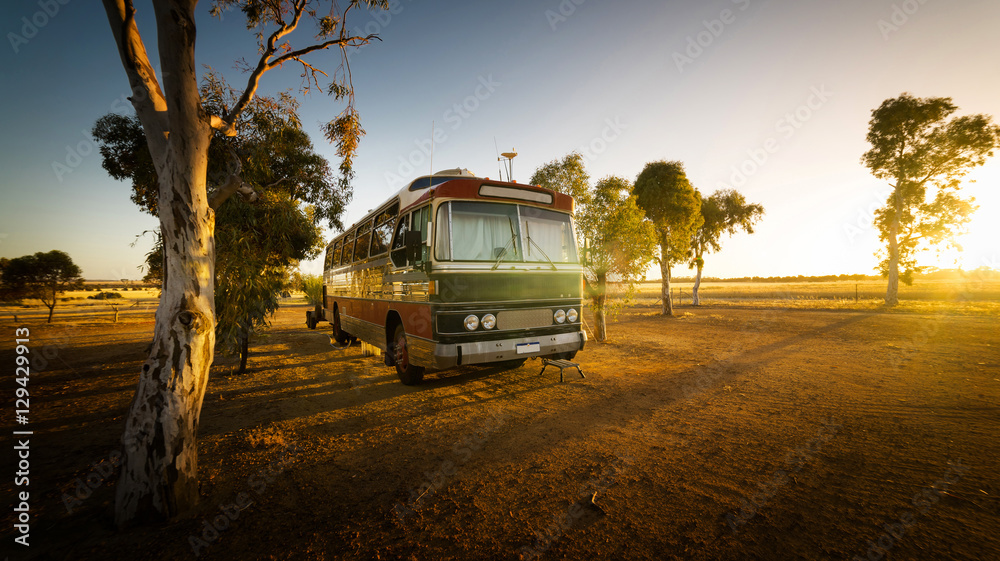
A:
309,168,586,385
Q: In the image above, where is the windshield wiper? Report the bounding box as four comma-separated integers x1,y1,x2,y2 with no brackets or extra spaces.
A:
491,219,518,271
526,236,558,271
491,234,517,270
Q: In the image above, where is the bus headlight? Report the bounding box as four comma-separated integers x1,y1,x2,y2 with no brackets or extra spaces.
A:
464,314,480,331
567,308,578,323
481,313,496,330
554,309,566,324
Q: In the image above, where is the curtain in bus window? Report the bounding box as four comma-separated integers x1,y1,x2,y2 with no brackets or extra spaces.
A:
520,211,577,263
451,210,516,261
434,205,450,260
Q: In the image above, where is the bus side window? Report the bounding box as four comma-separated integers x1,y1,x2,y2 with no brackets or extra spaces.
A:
371,202,398,257
412,206,431,264
342,230,355,265
390,213,410,268
355,220,372,262
332,240,341,268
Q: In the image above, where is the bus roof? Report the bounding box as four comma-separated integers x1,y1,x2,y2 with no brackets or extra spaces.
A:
334,169,574,241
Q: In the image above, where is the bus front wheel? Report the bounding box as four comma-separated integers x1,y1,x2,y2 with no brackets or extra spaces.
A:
392,324,425,385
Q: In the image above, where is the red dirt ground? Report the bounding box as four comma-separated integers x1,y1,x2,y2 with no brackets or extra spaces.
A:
2,303,998,560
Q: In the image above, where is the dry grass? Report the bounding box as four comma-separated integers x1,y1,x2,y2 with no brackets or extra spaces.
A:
627,279,1000,315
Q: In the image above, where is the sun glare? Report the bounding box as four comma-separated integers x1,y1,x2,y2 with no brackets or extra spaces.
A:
915,162,1000,271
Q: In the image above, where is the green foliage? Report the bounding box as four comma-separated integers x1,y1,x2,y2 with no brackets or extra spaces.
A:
690,189,765,267
94,74,352,230
529,152,657,339
93,113,159,213
95,75,338,369
862,93,1000,289
529,152,593,209
214,191,322,364
578,176,656,319
89,291,124,300
634,160,704,267
0,250,84,322
300,274,324,308
322,107,366,193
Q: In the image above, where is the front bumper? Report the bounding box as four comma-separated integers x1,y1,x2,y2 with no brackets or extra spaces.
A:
407,330,587,370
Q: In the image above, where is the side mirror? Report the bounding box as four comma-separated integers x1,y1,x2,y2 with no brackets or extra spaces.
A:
405,231,423,265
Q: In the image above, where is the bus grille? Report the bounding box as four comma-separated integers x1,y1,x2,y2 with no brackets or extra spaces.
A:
497,308,553,331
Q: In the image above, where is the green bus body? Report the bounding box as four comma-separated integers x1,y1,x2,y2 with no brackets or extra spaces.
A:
314,170,586,384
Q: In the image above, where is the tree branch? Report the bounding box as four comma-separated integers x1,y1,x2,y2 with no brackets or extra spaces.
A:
209,174,258,210
225,1,377,125
225,0,309,124
102,0,169,155
208,144,258,210
152,0,208,144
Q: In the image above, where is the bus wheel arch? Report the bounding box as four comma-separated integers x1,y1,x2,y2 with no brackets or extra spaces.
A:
332,303,354,345
389,317,424,385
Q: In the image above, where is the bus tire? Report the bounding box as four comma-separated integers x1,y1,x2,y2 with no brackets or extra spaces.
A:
332,307,351,345
392,324,425,385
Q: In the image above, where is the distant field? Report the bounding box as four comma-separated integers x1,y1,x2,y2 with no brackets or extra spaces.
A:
3,280,999,323
629,279,1000,315
0,289,311,322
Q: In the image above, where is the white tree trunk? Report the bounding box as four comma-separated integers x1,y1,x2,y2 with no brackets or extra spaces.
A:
594,273,607,341
116,123,214,527
660,255,673,316
692,261,703,306
885,197,901,307
105,0,216,527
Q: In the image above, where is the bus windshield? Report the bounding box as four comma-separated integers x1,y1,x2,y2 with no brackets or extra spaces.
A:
435,201,578,264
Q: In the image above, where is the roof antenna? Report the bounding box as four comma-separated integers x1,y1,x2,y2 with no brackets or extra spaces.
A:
494,137,505,181
429,121,435,187
500,149,517,182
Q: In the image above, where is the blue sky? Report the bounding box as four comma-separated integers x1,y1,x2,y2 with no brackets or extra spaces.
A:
2,0,999,280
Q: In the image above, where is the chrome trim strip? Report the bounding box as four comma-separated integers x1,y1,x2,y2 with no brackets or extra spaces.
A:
424,331,586,369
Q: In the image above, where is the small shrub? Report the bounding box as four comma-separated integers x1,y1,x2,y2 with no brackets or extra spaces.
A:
88,291,123,300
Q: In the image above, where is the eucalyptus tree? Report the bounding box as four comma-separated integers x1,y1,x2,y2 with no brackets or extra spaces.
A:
99,0,383,526
689,190,764,305
862,93,999,306
0,250,84,323
529,152,593,209
577,176,655,340
633,161,703,316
